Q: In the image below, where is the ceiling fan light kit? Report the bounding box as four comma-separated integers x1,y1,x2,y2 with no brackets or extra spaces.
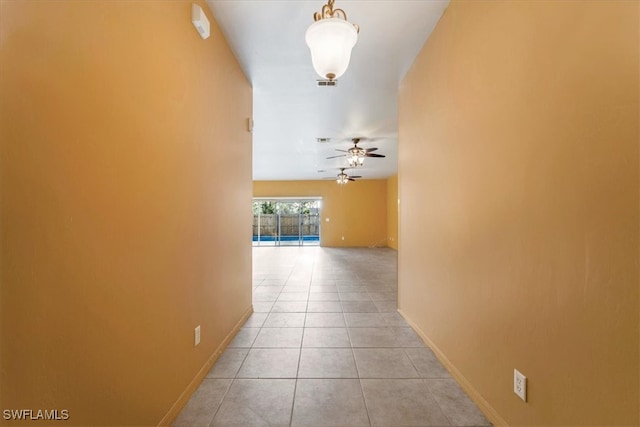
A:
326,138,386,169
322,168,361,185
347,146,367,167
333,168,360,185
306,0,359,81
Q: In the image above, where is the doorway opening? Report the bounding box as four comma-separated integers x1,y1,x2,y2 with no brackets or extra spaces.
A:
252,198,322,246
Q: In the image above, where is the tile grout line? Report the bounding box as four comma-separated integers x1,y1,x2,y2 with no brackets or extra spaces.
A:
206,376,235,427
423,377,455,427
357,374,373,427
288,256,316,427
343,311,373,427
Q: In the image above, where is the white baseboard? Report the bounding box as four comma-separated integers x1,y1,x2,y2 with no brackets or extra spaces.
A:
158,305,253,426
397,308,508,427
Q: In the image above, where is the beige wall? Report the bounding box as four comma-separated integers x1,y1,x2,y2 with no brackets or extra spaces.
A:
254,180,387,247
398,1,639,425
0,1,252,425
386,175,398,250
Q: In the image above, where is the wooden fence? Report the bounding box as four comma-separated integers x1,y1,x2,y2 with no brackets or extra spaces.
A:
253,214,320,237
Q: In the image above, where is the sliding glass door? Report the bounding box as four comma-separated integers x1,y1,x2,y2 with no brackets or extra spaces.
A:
252,198,321,246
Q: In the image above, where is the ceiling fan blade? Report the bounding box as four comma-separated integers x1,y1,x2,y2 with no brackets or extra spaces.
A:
348,178,356,181
326,155,345,159
350,176,362,179
334,149,348,153
365,153,386,158
365,148,378,152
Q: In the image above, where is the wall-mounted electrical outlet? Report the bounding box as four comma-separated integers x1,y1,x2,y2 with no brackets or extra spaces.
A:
194,325,201,347
514,369,527,401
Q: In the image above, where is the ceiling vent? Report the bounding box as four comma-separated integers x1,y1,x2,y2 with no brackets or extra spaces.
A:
316,138,331,143
316,79,337,87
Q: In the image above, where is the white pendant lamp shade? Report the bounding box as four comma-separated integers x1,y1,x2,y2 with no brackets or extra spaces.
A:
306,18,358,80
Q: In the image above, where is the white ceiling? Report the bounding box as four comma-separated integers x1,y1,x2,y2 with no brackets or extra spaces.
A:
206,0,449,181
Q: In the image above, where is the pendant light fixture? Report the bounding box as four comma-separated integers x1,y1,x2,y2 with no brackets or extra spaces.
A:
305,0,359,81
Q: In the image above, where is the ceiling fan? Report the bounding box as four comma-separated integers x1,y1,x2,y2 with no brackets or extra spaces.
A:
323,168,362,185
326,137,386,167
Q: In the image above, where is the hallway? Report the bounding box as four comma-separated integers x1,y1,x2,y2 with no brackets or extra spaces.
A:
173,247,491,427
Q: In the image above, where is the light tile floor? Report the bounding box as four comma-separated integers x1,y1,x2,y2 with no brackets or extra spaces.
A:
174,247,492,427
